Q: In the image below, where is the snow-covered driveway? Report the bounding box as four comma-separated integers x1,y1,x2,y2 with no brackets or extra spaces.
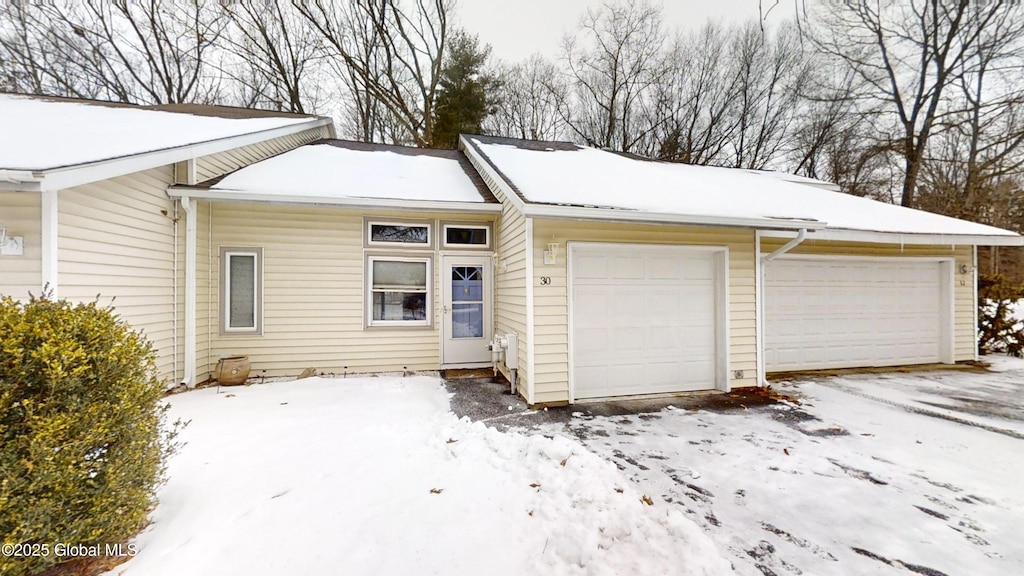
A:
111,376,729,576
558,358,1024,576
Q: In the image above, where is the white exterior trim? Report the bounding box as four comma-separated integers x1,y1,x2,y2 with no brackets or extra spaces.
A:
6,118,332,192
566,241,730,403
181,196,197,387
524,204,821,231
166,187,502,214
754,231,765,385
459,135,527,214
524,217,536,404
40,189,58,296
759,228,1023,247
972,246,979,361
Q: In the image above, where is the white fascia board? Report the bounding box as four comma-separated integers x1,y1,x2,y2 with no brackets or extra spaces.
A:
759,227,1024,247
26,118,331,192
523,203,824,231
167,186,503,214
458,135,527,212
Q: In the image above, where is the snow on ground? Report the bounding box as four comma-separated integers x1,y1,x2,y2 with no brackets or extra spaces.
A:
110,376,729,576
0,94,317,171
211,143,487,203
554,362,1024,576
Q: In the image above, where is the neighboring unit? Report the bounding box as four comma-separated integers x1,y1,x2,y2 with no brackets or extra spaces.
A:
2,94,1021,405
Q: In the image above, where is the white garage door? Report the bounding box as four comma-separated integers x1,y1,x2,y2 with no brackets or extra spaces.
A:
571,244,722,400
764,258,949,372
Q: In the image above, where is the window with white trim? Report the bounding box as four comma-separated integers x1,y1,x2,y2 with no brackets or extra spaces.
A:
442,223,491,249
367,256,432,327
367,220,432,247
221,247,262,334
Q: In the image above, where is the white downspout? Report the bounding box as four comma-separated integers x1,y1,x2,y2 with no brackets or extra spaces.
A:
758,228,808,386
173,203,179,384
40,189,59,297
181,196,197,387
763,228,807,262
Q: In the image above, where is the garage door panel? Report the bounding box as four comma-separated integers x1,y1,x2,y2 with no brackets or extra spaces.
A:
765,259,946,372
572,245,721,400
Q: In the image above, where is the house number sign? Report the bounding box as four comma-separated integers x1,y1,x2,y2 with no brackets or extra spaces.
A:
539,277,551,285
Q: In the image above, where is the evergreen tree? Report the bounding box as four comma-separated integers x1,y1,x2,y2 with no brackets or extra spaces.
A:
432,29,497,148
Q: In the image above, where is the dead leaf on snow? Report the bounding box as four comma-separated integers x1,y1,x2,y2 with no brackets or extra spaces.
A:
641,495,654,506
429,488,443,494
559,458,568,467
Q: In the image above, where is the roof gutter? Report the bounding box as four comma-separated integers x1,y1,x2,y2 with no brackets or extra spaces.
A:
522,203,824,232
0,170,44,191
759,227,1024,247
167,186,502,214
3,117,332,192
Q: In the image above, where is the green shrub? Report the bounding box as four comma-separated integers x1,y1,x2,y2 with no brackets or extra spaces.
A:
978,274,1024,358
0,294,177,576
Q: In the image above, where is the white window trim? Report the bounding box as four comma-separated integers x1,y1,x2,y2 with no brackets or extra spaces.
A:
366,219,433,249
221,247,263,335
441,222,492,250
366,254,434,329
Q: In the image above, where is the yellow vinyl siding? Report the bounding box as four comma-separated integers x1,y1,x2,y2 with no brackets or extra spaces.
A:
202,203,494,378
492,203,529,396
194,125,332,181
760,239,975,362
0,191,42,300
58,166,179,382
531,221,756,405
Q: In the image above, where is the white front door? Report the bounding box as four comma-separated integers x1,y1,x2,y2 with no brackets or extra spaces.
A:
441,255,493,366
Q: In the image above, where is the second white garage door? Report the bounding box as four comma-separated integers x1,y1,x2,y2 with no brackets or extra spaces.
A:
570,243,724,401
764,258,951,372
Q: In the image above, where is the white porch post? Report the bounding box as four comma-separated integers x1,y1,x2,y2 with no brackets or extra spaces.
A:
40,189,59,297
181,196,197,387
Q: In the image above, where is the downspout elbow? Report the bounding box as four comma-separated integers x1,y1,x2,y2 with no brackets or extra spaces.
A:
762,228,807,262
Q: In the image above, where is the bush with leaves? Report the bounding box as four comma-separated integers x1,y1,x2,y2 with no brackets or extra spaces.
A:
0,294,178,576
978,274,1024,358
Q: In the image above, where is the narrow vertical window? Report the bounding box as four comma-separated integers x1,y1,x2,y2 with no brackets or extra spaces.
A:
221,247,262,334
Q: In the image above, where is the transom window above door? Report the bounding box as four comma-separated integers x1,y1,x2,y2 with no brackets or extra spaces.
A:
442,223,491,249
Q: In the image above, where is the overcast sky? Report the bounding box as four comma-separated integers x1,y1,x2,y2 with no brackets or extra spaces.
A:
454,0,798,62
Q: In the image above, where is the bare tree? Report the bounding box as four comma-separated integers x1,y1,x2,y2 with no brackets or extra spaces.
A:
805,0,1024,207
727,21,807,169
291,0,451,146
219,1,326,114
647,23,738,164
485,55,566,141
0,1,227,105
561,0,665,153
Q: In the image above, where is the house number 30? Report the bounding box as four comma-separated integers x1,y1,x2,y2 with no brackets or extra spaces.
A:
539,277,551,285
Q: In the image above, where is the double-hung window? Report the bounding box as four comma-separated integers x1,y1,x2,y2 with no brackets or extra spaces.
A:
367,256,431,326
221,247,262,334
364,219,433,328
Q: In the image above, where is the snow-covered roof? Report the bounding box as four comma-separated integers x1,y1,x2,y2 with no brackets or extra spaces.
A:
173,140,497,209
0,93,323,171
465,135,1022,244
